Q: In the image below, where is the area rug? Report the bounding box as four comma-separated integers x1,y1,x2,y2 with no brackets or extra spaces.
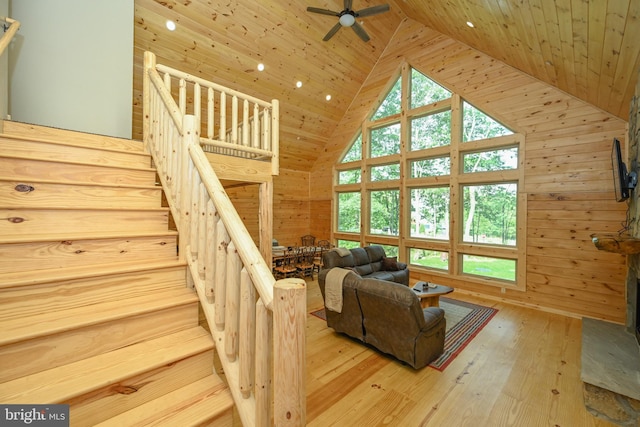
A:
309,297,497,371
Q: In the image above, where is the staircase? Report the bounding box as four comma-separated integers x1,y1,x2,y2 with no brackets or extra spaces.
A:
0,121,235,425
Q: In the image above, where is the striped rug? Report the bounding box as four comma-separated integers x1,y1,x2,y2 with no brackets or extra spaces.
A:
309,297,497,371
430,297,498,371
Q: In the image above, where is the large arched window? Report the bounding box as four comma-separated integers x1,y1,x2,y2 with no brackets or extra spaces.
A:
334,64,525,290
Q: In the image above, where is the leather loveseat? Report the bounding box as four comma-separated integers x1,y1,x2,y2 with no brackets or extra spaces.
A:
321,245,410,286
318,254,445,369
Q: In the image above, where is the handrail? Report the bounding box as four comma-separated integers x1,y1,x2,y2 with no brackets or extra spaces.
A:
150,61,280,176
0,17,20,57
143,52,305,426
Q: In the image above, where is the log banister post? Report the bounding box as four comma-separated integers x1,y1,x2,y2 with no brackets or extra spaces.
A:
273,278,306,426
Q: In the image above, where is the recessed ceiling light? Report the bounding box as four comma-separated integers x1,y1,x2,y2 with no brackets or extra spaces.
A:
466,21,474,28
296,81,303,88
257,63,265,71
166,20,176,31
326,94,332,101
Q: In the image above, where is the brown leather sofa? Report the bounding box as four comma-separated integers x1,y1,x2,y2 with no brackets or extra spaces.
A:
321,245,410,285
318,266,446,369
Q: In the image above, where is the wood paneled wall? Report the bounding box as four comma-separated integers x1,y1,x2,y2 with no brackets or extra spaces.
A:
310,19,629,323
227,168,312,248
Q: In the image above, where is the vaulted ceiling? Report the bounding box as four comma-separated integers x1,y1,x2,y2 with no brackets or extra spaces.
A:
133,0,640,172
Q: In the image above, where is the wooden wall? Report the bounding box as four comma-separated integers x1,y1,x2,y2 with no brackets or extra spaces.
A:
226,168,313,249
310,19,629,323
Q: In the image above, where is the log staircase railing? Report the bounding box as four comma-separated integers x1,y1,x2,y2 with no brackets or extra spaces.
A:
0,16,19,57
143,51,305,426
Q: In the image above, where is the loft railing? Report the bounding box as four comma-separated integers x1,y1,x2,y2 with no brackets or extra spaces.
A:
151,60,279,175
143,51,305,426
0,16,20,57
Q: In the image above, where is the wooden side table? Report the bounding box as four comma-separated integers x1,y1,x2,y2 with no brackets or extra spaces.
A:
412,282,454,308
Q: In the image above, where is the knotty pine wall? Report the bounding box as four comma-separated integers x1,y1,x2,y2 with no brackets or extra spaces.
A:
226,168,316,249
310,19,629,323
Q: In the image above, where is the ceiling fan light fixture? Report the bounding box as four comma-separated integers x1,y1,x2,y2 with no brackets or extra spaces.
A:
339,13,355,27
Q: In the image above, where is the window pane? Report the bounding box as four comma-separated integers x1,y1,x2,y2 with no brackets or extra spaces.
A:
410,111,451,150
410,157,450,177
409,248,448,270
337,192,361,233
338,169,361,184
370,189,399,236
372,77,401,120
337,239,360,249
462,183,517,246
410,68,451,109
463,147,518,173
371,163,400,181
463,101,513,142
410,187,450,240
370,244,398,257
370,123,401,158
462,254,516,281
342,133,362,163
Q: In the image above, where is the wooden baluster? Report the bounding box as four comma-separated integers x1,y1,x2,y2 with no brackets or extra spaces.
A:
253,103,260,149
220,91,226,141
207,87,214,140
255,298,272,427
239,268,256,398
197,181,207,278
194,82,201,130
232,95,238,145
205,200,216,303
190,168,201,261
243,99,249,147
179,78,186,115
225,241,241,361
215,218,228,330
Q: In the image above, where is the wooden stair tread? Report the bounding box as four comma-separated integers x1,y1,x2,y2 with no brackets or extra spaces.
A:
0,287,199,345
0,153,156,173
1,229,178,245
0,327,214,404
0,133,149,158
0,176,161,190
0,259,187,288
94,375,233,426
1,122,144,153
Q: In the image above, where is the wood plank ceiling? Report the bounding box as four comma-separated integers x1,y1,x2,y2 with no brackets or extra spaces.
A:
133,0,640,172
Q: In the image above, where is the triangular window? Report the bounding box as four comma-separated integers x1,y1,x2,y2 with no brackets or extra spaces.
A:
371,76,402,120
463,101,513,142
341,133,362,163
410,69,451,109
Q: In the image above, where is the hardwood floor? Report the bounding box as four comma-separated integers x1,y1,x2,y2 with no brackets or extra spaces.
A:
304,278,615,426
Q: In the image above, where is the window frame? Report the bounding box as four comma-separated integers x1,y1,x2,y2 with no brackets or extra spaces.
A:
333,63,526,291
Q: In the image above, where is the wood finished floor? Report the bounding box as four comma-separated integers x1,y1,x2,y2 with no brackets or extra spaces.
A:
304,278,615,426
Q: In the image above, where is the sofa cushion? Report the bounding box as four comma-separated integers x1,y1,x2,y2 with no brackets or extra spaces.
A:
321,245,410,286
381,256,399,271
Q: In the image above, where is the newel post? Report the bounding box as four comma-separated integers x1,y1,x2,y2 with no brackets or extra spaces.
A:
273,277,306,426
142,51,156,153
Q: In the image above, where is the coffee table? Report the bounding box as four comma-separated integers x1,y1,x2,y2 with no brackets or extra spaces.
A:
412,282,454,308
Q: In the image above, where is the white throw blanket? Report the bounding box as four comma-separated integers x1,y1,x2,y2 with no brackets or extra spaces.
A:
333,247,351,257
324,267,353,313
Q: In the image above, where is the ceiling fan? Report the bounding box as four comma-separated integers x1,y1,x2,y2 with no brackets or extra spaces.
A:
307,0,390,42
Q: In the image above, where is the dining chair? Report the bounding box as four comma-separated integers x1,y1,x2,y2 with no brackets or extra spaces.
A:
301,234,316,247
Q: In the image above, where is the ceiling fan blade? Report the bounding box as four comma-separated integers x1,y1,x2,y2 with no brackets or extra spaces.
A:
344,0,353,10
307,7,340,16
323,22,343,41
351,21,370,42
355,4,390,17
